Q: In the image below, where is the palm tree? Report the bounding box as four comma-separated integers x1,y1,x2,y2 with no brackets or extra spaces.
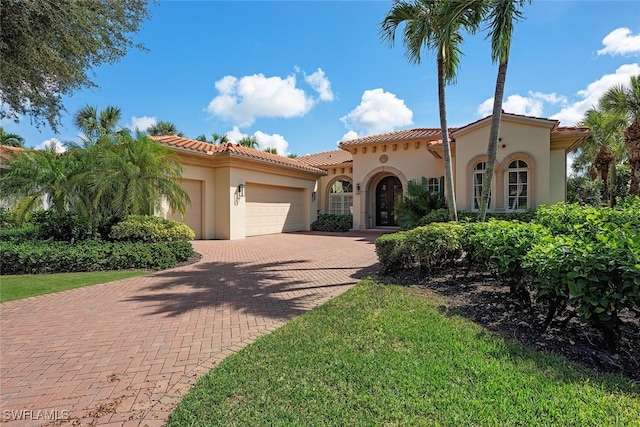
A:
238,135,259,148
73,105,123,145
147,121,182,136
477,0,530,221
88,132,190,218
264,147,278,155
212,133,229,144
381,0,482,221
0,127,25,147
0,144,79,222
599,75,640,195
574,108,627,204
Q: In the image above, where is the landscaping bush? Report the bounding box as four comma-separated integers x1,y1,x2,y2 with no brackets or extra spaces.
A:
109,215,195,242
0,223,39,242
417,208,450,225
534,202,639,236
0,239,195,274
394,178,446,229
457,210,536,223
31,210,92,242
376,223,463,273
311,214,352,232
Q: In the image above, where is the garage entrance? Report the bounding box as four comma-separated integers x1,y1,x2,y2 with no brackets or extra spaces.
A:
245,183,305,236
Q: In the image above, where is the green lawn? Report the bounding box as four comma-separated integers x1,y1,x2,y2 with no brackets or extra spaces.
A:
168,279,640,426
0,270,148,302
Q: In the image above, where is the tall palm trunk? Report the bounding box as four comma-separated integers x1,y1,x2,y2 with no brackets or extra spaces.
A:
478,59,508,221
437,56,458,221
625,118,640,195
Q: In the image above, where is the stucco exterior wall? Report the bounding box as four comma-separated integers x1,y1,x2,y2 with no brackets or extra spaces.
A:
350,144,444,229
549,149,567,204
173,163,217,239
454,119,552,211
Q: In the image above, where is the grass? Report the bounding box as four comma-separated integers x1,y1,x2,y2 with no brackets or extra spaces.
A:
168,279,640,426
0,270,148,302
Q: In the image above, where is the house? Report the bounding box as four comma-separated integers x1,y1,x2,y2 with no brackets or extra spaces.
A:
152,112,589,239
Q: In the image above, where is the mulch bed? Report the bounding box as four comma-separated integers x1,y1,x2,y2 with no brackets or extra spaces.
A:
377,266,640,384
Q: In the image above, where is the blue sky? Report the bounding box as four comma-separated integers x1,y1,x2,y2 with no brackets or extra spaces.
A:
4,0,640,157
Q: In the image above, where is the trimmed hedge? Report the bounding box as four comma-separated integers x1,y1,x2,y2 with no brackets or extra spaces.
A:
109,215,195,242
0,240,194,275
376,222,463,273
311,214,352,232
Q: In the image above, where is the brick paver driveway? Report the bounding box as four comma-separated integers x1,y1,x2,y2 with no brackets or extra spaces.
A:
1,231,383,426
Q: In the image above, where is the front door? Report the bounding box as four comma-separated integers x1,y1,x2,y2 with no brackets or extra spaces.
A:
376,176,402,226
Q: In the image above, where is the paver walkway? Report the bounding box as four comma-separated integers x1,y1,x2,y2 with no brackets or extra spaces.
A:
1,232,383,426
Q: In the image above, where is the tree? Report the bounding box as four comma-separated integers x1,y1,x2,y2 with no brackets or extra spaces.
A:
477,0,531,222
238,136,259,148
574,108,627,205
0,1,152,132
599,75,640,195
195,132,228,144
381,0,482,221
147,121,183,136
73,105,124,145
0,127,25,148
264,147,278,155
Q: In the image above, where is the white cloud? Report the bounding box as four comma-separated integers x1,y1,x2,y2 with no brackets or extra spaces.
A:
477,91,567,117
340,89,413,135
551,63,640,125
305,68,334,102
597,27,640,56
225,126,289,155
128,116,156,132
254,130,289,155
206,73,315,127
340,131,360,143
35,138,66,153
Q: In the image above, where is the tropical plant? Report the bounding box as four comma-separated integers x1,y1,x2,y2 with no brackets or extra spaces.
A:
147,121,183,136
238,135,259,148
599,74,640,195
73,105,124,145
381,0,483,222
264,147,278,155
0,127,25,147
393,178,446,229
476,0,531,221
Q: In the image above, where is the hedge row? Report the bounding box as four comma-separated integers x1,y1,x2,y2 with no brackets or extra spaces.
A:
0,240,194,275
311,214,352,232
376,199,640,348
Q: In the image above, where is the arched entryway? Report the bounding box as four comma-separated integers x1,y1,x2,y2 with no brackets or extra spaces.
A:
375,176,402,226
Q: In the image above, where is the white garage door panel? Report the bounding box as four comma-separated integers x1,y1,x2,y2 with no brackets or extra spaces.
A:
169,179,202,239
246,184,305,236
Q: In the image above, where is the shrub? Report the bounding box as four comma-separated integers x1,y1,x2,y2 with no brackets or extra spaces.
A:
376,223,463,273
394,178,446,229
109,215,195,242
462,220,550,305
31,210,91,242
311,214,352,232
0,239,194,274
0,223,39,242
457,210,536,223
417,208,450,225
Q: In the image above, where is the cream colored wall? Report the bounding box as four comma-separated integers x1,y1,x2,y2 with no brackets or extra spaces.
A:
174,163,217,239
214,167,232,239
454,120,551,211
351,146,444,229
549,149,567,204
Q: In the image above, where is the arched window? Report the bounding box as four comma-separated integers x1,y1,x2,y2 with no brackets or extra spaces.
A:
473,162,491,211
329,179,353,215
507,160,528,211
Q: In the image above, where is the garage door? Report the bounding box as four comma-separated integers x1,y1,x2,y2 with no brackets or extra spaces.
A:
245,183,305,236
169,179,203,239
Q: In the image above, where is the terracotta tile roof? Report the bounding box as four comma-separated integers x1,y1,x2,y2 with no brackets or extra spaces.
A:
339,128,445,147
0,145,26,162
297,149,353,167
150,135,326,175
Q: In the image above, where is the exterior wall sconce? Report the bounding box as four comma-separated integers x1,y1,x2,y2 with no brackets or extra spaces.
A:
238,183,245,197
312,191,316,201
356,183,361,194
